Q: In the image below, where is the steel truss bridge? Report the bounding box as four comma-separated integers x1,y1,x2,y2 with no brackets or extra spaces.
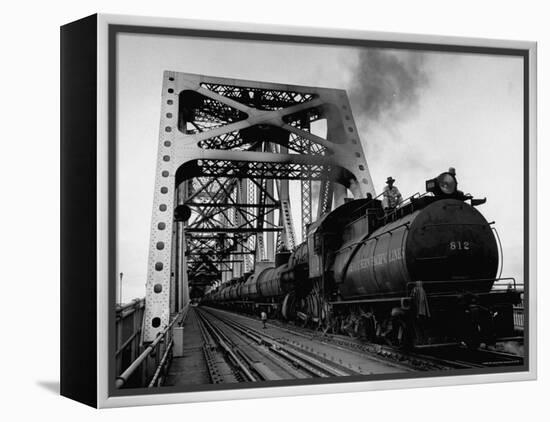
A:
138,72,373,345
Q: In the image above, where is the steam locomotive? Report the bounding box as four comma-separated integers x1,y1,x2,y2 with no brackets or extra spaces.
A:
202,171,522,348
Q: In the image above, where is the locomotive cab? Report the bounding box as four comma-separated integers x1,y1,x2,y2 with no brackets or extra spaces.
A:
307,198,373,281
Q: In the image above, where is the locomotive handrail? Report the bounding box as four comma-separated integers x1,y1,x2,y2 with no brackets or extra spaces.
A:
492,277,524,291
347,190,386,216
376,191,428,223
492,227,504,280
342,190,422,226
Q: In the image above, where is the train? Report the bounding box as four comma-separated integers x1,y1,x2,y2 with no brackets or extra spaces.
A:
202,171,522,348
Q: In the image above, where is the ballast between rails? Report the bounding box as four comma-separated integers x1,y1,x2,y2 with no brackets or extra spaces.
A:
196,307,360,381
201,307,353,378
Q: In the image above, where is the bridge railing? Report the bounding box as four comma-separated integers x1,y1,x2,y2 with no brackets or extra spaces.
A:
115,304,189,389
115,298,145,385
513,304,524,332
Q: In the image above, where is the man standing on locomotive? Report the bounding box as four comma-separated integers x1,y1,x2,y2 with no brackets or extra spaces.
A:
382,176,402,210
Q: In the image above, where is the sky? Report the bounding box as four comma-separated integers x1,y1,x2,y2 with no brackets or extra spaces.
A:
117,33,524,302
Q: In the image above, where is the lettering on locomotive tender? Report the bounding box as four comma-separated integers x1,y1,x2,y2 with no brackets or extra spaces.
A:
347,242,474,276
347,246,405,273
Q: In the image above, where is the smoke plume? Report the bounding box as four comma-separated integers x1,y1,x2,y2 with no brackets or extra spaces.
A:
350,49,428,125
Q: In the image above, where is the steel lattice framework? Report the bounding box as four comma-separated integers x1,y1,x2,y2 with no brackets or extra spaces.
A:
143,72,374,342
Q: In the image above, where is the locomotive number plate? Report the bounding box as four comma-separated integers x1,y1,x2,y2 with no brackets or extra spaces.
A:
449,241,470,250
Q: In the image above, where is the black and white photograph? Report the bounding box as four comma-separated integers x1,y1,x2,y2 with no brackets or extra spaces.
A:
4,0,550,418
109,20,531,397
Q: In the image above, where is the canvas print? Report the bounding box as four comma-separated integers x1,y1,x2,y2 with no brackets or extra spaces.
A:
112,29,527,393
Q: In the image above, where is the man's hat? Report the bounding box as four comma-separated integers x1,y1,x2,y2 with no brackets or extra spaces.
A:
386,176,395,184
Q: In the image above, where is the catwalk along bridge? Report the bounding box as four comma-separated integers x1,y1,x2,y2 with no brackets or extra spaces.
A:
114,73,525,389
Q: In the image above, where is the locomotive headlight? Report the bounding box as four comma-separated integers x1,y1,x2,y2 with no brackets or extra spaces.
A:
438,173,457,195
426,172,458,196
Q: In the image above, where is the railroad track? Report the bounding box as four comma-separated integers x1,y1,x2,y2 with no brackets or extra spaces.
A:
195,307,357,382
195,308,241,383
206,307,448,371
204,306,524,372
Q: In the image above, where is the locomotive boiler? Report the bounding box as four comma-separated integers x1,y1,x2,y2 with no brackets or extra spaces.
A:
203,171,522,348
332,198,498,298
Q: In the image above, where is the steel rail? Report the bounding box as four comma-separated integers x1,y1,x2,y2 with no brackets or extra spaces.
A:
195,310,227,383
198,308,313,380
195,309,258,382
202,308,351,378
